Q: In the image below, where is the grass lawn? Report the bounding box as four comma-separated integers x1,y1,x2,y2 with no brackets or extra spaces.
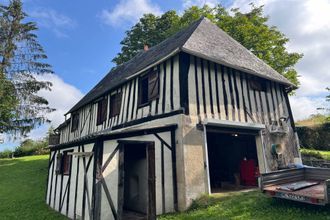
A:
1,155,330,220
0,155,67,220
160,191,330,220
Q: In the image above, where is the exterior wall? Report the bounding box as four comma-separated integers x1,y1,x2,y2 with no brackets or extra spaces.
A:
59,54,181,144
186,55,300,171
47,116,180,219
50,52,301,215
46,144,95,220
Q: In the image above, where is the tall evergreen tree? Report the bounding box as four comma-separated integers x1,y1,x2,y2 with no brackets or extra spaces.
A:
0,0,54,136
113,5,302,87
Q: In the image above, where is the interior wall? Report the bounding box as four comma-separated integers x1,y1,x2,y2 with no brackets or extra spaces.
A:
123,144,148,214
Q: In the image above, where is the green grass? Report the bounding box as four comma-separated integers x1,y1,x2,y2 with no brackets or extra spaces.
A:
160,191,330,220
300,149,330,161
0,155,67,220
1,155,330,220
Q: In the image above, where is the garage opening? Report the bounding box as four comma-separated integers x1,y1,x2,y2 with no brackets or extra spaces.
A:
207,131,259,193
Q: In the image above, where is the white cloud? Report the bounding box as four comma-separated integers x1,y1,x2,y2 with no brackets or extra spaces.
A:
99,0,162,27
289,96,325,121
29,8,76,38
35,74,84,128
230,0,330,120
182,0,220,8
0,74,83,149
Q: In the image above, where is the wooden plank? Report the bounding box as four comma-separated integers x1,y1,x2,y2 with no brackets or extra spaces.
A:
223,66,231,120
217,64,226,120
188,55,197,116
117,145,124,220
213,62,220,119
147,143,156,220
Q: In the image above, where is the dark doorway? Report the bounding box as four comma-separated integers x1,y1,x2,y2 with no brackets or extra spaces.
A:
119,142,155,220
207,131,259,193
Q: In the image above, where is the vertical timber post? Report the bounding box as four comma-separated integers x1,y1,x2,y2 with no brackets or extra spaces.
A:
92,140,104,220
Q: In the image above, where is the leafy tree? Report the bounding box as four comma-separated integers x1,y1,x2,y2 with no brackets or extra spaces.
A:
113,5,302,87
0,0,54,136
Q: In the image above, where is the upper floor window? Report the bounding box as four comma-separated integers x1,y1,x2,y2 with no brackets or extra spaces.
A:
71,113,79,132
138,70,159,107
97,97,108,125
109,92,122,118
249,77,266,92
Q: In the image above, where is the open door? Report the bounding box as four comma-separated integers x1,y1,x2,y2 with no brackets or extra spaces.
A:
118,141,156,220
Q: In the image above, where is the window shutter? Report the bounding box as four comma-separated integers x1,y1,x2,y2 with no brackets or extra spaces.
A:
148,71,159,100
55,153,63,175
102,98,108,122
115,92,122,115
97,98,107,125
110,92,122,117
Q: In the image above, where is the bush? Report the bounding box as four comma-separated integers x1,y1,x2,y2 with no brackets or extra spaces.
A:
0,139,49,159
296,123,330,150
13,139,49,157
300,149,323,160
0,149,14,159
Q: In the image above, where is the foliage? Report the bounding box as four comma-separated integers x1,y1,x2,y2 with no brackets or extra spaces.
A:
160,191,330,220
296,114,328,127
296,122,330,151
0,0,55,136
300,148,330,161
0,155,67,219
0,148,13,158
0,137,49,158
113,5,302,87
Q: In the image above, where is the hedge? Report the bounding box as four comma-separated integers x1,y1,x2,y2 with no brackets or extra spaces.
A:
296,123,330,151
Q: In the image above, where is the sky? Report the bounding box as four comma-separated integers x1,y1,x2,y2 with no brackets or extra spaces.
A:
0,0,329,150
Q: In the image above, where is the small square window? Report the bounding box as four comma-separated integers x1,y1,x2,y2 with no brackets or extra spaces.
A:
250,77,266,92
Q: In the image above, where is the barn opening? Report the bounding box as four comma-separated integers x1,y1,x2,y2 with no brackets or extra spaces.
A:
206,129,259,193
123,144,148,216
122,142,155,220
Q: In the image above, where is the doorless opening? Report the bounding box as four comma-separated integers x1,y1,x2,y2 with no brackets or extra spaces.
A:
207,131,259,193
119,141,156,220
123,144,148,215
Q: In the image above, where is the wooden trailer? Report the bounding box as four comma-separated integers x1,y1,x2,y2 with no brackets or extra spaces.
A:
46,17,302,219
260,167,330,205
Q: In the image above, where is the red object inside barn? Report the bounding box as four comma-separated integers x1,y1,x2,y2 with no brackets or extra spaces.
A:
240,159,257,186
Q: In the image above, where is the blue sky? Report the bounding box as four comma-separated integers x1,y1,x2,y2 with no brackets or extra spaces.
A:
1,0,330,150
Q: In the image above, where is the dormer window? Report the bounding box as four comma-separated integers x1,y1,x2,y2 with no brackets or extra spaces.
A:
138,70,159,107
71,113,79,132
97,97,108,125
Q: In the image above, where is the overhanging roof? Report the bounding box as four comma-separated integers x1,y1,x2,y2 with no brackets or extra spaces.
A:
68,17,295,113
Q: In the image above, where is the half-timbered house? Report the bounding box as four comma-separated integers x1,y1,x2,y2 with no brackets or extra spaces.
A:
46,17,302,220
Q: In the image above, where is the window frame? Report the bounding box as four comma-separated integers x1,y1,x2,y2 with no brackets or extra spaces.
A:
138,69,159,108
96,97,108,126
71,112,79,132
109,92,122,118
62,150,73,176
